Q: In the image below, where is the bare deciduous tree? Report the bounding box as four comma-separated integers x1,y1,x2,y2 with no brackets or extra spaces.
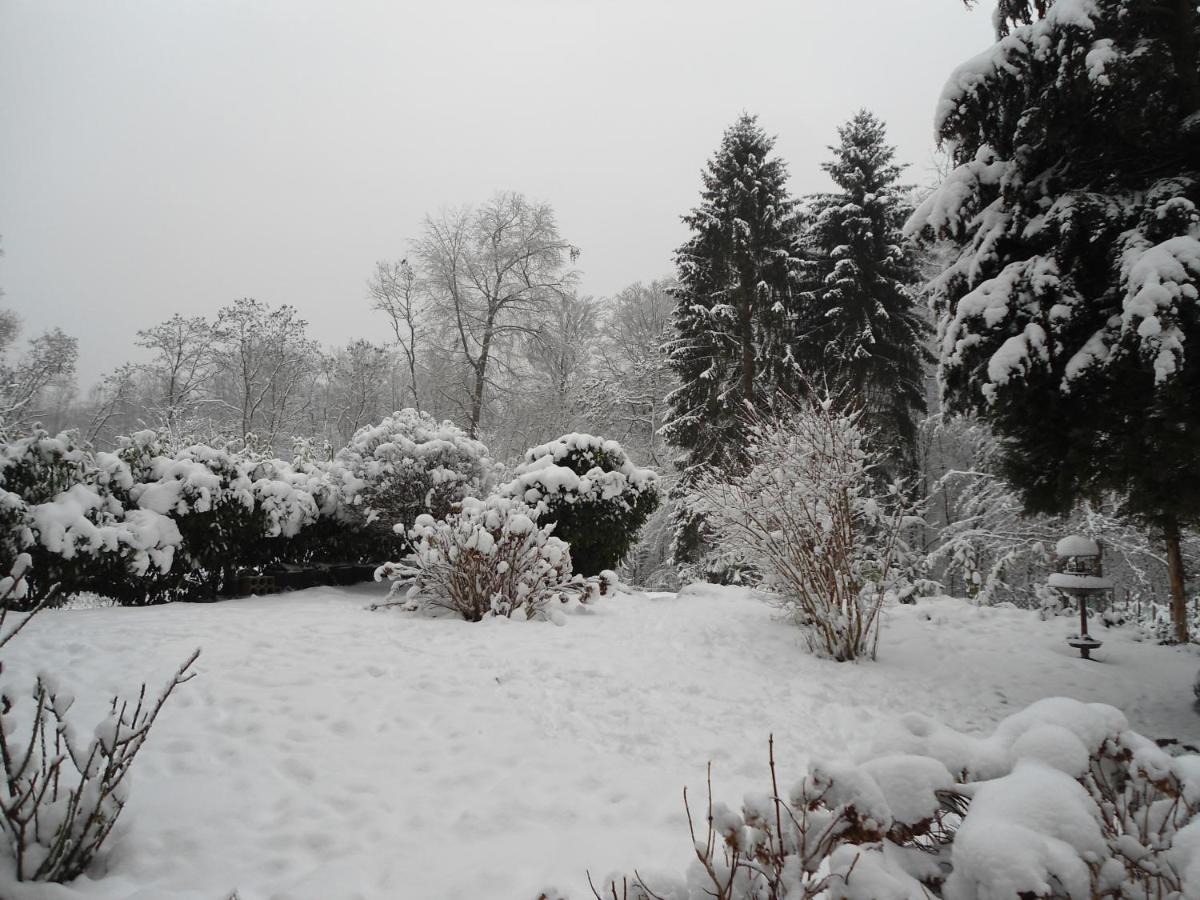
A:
415,192,578,437
368,259,423,412
135,314,215,429
521,291,598,429
0,311,78,434
588,280,677,467
83,363,141,447
211,298,318,450
330,339,394,443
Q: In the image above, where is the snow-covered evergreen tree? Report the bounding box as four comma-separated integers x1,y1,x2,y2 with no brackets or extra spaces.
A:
798,111,932,475
908,0,1200,642
662,113,802,572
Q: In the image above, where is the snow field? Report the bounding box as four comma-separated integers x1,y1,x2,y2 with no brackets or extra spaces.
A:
0,583,1196,899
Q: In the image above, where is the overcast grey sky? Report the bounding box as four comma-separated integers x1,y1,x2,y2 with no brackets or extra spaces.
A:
1,0,994,385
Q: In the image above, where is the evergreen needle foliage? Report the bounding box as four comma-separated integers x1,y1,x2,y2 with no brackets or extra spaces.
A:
910,0,1200,642
663,113,803,576
797,110,932,477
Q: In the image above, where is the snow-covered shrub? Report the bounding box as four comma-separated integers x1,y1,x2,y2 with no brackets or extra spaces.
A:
114,433,273,600
686,400,918,661
0,555,199,882
0,430,180,603
0,427,342,604
374,495,588,622
1117,594,1200,645
332,409,492,558
618,491,681,590
502,433,658,576
669,489,761,587
114,431,328,601
920,415,1188,610
595,697,1200,900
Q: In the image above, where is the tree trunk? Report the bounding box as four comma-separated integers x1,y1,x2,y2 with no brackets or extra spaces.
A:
468,341,491,438
468,373,484,438
407,350,421,413
1169,0,1198,116
1164,516,1190,644
739,294,755,404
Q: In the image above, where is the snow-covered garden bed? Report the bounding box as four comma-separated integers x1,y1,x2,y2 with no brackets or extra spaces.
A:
0,584,1195,899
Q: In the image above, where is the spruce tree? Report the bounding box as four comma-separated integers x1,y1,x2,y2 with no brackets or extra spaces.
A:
662,113,801,573
798,110,932,475
910,0,1200,641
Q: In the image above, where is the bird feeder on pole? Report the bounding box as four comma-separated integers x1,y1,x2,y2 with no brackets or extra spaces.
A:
1049,535,1112,660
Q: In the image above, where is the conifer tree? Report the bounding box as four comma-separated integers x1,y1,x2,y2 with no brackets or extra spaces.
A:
909,0,1200,641
662,113,801,573
798,110,932,475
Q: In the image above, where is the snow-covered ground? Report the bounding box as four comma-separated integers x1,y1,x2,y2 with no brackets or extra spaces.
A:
2,584,1196,899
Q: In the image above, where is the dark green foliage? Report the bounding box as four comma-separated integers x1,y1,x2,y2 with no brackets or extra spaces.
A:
332,409,492,564
914,0,1200,638
663,113,802,468
915,0,1200,517
507,435,659,577
797,110,932,476
662,113,803,570
0,431,101,602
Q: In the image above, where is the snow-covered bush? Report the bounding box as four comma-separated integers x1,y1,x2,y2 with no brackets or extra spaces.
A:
919,415,1192,610
594,697,1200,899
0,430,181,603
374,495,595,622
115,433,281,601
686,400,918,661
618,491,681,590
1111,593,1200,645
0,426,357,603
502,433,658,576
0,555,199,882
332,409,492,557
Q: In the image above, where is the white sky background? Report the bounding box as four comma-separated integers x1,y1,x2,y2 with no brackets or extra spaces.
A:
0,0,995,386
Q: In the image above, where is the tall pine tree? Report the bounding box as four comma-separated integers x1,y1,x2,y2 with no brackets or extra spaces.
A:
797,110,932,475
663,113,801,573
910,0,1200,641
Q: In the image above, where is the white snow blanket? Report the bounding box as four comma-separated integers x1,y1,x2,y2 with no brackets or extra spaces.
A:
0,585,1195,898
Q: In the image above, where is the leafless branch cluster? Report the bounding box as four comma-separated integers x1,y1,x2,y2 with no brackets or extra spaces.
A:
592,735,964,900
921,414,1200,609
373,498,613,622
0,555,199,882
687,398,918,660
593,720,1200,900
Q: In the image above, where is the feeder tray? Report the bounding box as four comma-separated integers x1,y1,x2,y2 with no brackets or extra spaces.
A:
1067,633,1103,651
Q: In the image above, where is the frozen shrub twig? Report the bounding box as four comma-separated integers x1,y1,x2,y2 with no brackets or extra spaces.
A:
686,397,920,661
374,496,614,622
594,698,1200,898
0,554,200,882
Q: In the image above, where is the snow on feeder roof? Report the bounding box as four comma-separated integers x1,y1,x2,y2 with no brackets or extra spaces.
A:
1047,572,1113,591
1055,535,1100,558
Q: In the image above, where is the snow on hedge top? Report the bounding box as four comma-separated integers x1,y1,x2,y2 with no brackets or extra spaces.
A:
333,409,491,512
504,433,656,511
1,430,182,576
875,696,1196,896
621,689,1199,900
947,758,1109,899
891,696,1128,781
